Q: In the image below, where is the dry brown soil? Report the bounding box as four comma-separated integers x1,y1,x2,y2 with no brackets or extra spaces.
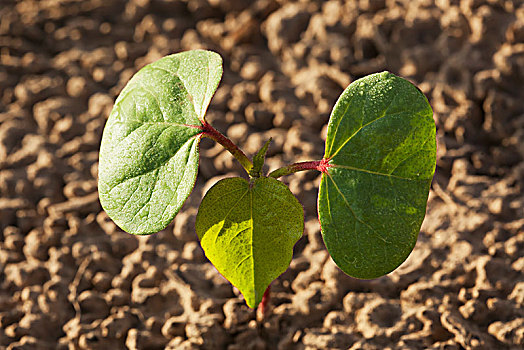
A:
0,0,523,349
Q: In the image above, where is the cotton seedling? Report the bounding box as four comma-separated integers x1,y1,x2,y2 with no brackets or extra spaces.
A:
98,50,436,308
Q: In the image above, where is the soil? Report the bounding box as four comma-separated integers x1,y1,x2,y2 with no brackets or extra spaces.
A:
0,0,523,349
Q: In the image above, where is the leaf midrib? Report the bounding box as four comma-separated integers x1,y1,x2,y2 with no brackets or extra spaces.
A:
329,164,413,180
221,180,267,301
249,186,255,298
200,53,211,120
114,64,202,127
150,54,213,121
329,127,434,181
106,134,200,193
209,182,257,297
215,188,250,245
327,88,402,160
112,120,202,128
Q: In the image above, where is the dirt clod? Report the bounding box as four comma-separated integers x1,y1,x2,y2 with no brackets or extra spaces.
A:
1,0,522,349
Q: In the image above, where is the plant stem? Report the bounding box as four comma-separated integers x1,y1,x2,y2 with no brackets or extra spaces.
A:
201,122,253,173
268,159,331,178
257,285,271,320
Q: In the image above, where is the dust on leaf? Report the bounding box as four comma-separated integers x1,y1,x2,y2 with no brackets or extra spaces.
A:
98,50,222,235
318,72,436,279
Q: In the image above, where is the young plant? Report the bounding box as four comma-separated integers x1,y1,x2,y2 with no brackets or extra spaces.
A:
98,50,436,308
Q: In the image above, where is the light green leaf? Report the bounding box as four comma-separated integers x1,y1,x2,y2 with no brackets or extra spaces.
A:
318,71,436,279
196,177,304,308
98,50,223,234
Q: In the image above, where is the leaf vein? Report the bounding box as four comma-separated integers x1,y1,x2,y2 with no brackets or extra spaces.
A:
326,172,390,243
200,54,211,120
389,132,433,175
109,134,200,193
228,227,250,245
329,88,403,159
249,188,255,290
202,187,248,209
235,255,251,270
330,164,413,180
328,90,358,156
158,139,195,222
150,65,179,79
214,190,250,246
117,178,141,211
139,85,168,122
149,65,199,123
128,169,160,225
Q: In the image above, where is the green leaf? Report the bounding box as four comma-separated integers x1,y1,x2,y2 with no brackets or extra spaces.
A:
98,50,223,234
318,71,436,279
196,177,304,308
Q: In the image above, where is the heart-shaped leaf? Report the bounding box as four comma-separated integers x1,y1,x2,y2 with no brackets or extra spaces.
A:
196,177,304,308
318,71,436,279
98,50,222,234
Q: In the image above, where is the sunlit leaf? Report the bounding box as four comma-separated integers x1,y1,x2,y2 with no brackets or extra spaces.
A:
196,177,304,307
98,50,222,234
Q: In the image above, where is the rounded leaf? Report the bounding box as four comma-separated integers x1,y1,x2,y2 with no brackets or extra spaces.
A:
318,71,436,279
98,50,223,234
196,177,304,308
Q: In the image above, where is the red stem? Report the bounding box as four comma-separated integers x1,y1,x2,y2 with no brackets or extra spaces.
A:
268,158,331,178
257,285,271,318
201,122,253,172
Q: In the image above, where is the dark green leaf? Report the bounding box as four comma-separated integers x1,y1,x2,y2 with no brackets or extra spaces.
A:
98,50,222,234
318,71,436,279
196,177,304,308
